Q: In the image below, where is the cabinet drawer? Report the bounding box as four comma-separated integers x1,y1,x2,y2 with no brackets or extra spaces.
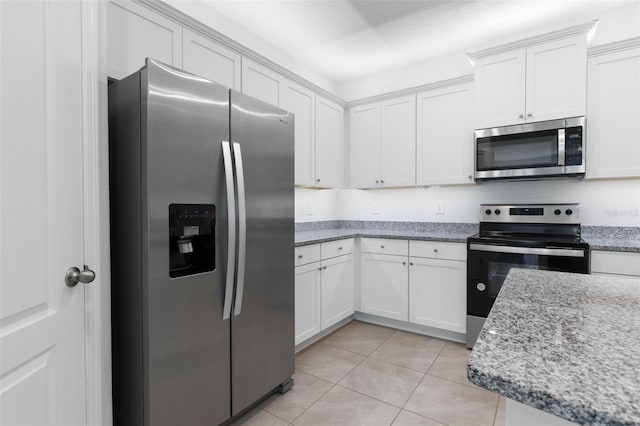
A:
321,238,354,259
295,244,321,266
361,238,408,256
410,241,466,261
591,251,640,276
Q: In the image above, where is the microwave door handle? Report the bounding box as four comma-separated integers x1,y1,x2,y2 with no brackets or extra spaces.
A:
221,141,236,320
558,129,565,166
469,243,585,258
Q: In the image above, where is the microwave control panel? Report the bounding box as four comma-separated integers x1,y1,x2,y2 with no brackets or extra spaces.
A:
565,127,583,166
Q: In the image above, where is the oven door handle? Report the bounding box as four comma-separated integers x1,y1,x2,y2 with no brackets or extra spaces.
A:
469,243,585,258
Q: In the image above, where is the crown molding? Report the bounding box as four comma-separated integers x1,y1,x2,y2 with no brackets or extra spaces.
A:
588,36,640,57
346,74,474,108
135,0,347,106
467,21,598,61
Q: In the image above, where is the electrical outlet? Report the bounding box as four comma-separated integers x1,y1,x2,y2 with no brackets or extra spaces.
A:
436,200,445,215
372,201,380,215
307,201,314,216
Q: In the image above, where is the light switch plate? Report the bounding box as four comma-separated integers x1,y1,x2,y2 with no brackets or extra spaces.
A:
436,200,445,215
372,201,380,215
307,201,313,216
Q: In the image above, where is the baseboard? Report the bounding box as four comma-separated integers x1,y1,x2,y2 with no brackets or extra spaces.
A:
353,312,466,344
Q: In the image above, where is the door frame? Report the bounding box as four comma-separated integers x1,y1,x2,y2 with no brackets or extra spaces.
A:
82,1,112,424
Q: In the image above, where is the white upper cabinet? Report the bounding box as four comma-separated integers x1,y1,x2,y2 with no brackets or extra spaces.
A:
350,103,381,188
525,37,587,122
182,28,241,90
315,96,344,188
349,95,416,189
107,0,182,79
417,83,474,186
241,58,283,107
280,81,316,186
586,44,640,179
474,49,526,128
474,34,587,128
380,95,417,187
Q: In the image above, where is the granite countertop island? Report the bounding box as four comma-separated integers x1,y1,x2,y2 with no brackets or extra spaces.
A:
468,268,640,425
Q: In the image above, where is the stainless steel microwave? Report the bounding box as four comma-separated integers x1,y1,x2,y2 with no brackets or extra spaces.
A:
474,116,585,181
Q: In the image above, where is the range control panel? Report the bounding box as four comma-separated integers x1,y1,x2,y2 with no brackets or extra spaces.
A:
480,204,580,224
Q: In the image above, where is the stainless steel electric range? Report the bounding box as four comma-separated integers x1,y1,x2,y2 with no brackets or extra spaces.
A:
466,204,590,348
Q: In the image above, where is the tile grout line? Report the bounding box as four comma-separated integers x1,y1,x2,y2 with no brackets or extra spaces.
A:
287,382,337,426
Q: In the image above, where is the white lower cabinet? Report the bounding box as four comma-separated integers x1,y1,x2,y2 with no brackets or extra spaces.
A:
294,262,321,345
321,254,355,329
409,257,466,334
360,253,409,321
591,251,640,277
294,239,355,346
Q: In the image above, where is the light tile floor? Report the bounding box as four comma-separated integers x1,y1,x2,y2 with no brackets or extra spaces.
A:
231,320,506,426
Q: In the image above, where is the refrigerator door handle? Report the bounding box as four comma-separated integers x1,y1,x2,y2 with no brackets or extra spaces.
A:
232,142,247,316
222,140,236,320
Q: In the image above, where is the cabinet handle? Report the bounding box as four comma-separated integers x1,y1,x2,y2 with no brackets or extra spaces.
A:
323,266,327,270
519,113,524,119
297,254,303,259
318,267,322,271
468,175,473,180
375,180,379,184
380,180,384,183
381,245,385,249
434,248,438,253
409,262,414,266
527,112,533,117
402,261,406,265
338,247,343,250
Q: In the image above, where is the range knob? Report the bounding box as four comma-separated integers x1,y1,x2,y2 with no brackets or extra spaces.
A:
566,209,573,216
554,209,561,215
485,209,492,215
494,209,501,215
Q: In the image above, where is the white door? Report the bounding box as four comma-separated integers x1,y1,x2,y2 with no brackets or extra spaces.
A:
320,254,354,330
417,83,474,186
475,49,526,128
241,58,282,107
280,81,316,186
182,28,241,90
349,103,380,188
1,1,87,424
409,257,466,334
525,36,586,123
314,96,343,188
295,263,321,345
360,253,408,321
380,95,416,187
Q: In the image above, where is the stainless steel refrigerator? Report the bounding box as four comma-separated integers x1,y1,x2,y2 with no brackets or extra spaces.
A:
109,58,294,426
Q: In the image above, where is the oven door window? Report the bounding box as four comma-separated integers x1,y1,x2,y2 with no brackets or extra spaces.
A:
477,129,559,171
487,256,539,298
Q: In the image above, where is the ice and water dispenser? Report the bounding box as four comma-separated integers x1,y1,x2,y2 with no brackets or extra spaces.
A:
169,204,215,277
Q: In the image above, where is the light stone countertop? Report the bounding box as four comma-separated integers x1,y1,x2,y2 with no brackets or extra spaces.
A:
467,268,640,425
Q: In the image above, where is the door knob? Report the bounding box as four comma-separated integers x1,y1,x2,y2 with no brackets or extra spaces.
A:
65,265,96,287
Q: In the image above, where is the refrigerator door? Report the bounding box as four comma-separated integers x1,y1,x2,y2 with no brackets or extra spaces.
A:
143,59,232,425
230,91,295,415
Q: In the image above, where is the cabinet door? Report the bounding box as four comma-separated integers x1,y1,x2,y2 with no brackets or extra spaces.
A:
417,83,474,185
241,58,282,106
475,49,526,128
350,103,381,188
409,257,466,333
315,96,343,188
525,36,586,123
182,28,241,90
360,253,408,321
295,263,321,345
280,81,316,186
380,95,416,187
107,1,182,79
321,254,355,330
586,47,640,179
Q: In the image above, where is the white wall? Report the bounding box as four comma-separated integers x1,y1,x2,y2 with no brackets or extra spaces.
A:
337,179,640,226
295,188,340,222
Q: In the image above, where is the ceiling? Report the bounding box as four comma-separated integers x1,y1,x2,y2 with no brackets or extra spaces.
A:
203,0,636,83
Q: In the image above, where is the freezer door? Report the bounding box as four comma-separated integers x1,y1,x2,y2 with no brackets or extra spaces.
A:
143,59,232,425
230,91,295,415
